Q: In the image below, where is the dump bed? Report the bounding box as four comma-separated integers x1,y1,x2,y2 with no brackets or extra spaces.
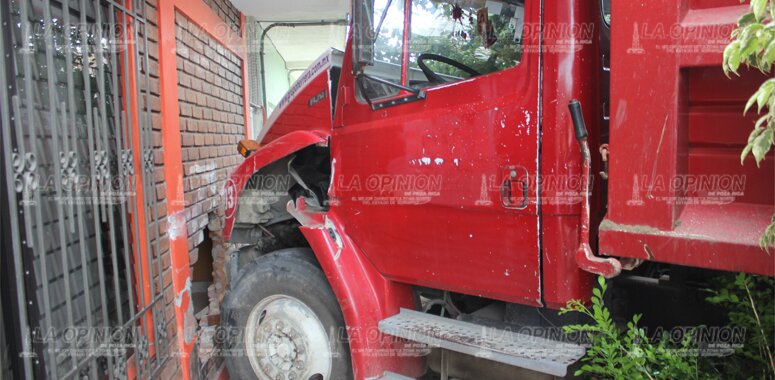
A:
600,0,774,275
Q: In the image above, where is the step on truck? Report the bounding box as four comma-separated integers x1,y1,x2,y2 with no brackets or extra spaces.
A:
220,0,775,379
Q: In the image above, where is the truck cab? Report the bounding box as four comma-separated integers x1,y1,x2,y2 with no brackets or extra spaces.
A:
221,1,774,379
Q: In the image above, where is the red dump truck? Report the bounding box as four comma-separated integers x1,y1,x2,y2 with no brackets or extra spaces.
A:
220,0,774,379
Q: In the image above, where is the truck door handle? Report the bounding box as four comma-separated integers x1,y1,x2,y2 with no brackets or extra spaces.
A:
522,178,529,202
500,172,528,209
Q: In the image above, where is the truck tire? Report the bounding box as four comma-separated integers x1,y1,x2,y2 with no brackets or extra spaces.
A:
222,249,352,380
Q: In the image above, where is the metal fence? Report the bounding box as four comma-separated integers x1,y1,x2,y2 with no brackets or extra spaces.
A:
0,0,170,377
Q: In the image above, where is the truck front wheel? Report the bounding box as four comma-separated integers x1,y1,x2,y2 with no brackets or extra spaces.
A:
222,249,353,380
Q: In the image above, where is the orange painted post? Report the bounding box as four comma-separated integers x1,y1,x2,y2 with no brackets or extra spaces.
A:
241,13,251,139
120,0,156,355
156,0,248,377
157,0,195,378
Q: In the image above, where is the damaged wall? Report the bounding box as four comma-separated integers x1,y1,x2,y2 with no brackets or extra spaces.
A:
140,0,245,376
174,0,246,373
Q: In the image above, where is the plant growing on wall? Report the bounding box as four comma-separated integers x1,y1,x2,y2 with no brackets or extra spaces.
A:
722,0,775,250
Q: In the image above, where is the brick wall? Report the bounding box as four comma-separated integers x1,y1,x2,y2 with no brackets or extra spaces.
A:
138,0,244,376
175,10,244,265
174,3,245,373
202,0,241,32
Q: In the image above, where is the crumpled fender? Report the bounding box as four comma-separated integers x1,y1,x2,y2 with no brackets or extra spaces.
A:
223,130,328,241
288,198,425,379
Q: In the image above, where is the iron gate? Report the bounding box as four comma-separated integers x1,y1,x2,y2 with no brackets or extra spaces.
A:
0,0,171,377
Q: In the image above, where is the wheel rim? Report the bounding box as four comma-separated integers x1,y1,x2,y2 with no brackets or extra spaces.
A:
245,295,333,380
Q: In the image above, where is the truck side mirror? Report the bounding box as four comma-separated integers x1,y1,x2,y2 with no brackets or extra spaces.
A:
352,0,375,67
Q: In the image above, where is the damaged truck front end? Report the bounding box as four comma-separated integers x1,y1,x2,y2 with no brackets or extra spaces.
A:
220,1,774,379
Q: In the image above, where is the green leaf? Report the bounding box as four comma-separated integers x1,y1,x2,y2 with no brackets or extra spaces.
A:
755,114,770,131
745,90,760,114
760,34,775,71
742,125,767,164
757,80,775,113
725,41,743,74
735,272,747,287
760,215,775,250
741,143,754,164
738,11,757,26
739,24,765,58
752,0,767,20
751,128,774,165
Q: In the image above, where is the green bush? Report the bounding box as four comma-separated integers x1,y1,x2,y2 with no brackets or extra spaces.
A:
562,275,775,379
560,277,707,380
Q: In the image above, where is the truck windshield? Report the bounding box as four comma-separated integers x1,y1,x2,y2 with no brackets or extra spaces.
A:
357,0,525,102
408,0,524,82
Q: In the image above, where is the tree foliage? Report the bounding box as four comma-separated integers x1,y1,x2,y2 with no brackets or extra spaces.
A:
723,0,775,250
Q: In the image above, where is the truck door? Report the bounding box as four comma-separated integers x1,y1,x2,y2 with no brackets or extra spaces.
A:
332,0,541,305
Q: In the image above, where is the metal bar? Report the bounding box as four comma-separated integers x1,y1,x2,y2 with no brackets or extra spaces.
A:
44,0,81,372
12,98,35,250
119,2,148,325
140,3,170,363
17,0,31,252
104,0,145,24
120,296,164,327
139,14,162,312
93,104,115,379
11,95,42,380
18,0,59,375
148,352,171,379
18,0,34,152
101,40,128,342
93,2,125,376
42,0,78,371
108,1,138,330
61,0,77,234
132,14,161,361
77,1,100,377
57,103,79,371
118,7,149,379
0,3,33,375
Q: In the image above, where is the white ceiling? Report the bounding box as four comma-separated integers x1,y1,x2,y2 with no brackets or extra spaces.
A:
264,24,347,69
231,0,350,22
233,0,349,73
